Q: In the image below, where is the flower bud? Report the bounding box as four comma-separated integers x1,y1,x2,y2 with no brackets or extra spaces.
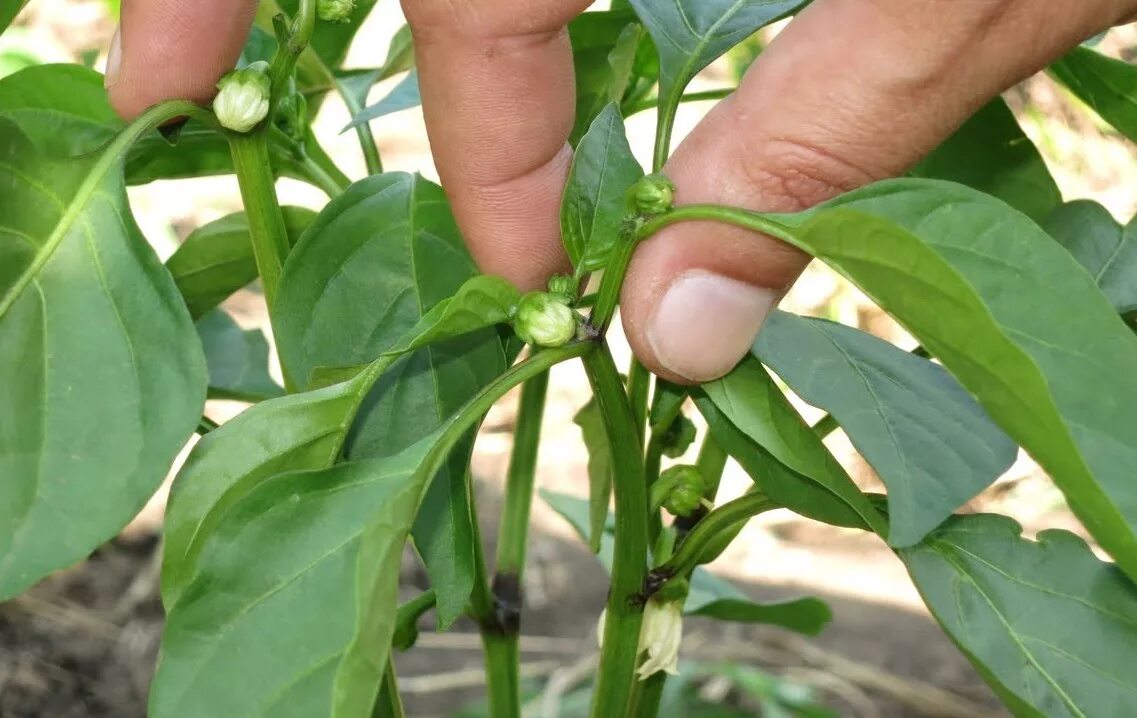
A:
651,464,706,517
630,173,676,216
317,0,355,23
597,594,686,680
547,274,578,304
513,291,578,348
660,414,697,458
636,599,683,679
214,62,271,133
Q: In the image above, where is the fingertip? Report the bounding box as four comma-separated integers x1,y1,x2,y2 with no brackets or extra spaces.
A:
107,0,257,119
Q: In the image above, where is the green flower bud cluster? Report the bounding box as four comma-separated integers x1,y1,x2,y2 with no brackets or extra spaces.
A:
651,464,707,518
513,291,578,348
660,414,697,458
629,173,676,216
213,61,271,133
317,0,355,23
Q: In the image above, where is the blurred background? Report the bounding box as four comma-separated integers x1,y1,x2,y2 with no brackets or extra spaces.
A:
1,1,1135,716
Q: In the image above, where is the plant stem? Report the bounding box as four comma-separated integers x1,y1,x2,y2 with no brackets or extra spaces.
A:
196,415,220,435
495,370,550,576
228,132,291,316
590,228,639,332
695,434,729,502
476,370,550,718
648,491,777,592
635,435,731,718
470,472,521,718
267,0,317,106
627,358,651,441
624,88,734,118
812,413,840,439
585,346,649,718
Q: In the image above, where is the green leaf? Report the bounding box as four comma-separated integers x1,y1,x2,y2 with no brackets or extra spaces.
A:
196,310,283,402
900,513,1137,717
275,173,507,628
152,450,425,718
755,178,1137,579
0,120,205,599
0,63,122,158
160,377,369,605
628,0,802,118
1044,200,1137,315
167,207,314,319
1,0,27,34
567,11,645,144
910,98,1061,223
560,103,643,272
540,489,828,633
573,397,613,553
685,596,830,635
344,69,421,131
695,394,869,531
754,310,1018,547
698,357,887,535
1050,46,1137,142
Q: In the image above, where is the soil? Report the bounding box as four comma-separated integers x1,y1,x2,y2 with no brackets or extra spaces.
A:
0,478,1009,718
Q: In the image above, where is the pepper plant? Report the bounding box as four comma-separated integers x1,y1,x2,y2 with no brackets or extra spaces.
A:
2,1,1137,716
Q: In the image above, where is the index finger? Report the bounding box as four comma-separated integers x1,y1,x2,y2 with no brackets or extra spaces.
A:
402,0,591,289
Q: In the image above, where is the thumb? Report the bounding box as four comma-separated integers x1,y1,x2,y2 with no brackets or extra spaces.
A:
620,0,1133,384
106,0,258,119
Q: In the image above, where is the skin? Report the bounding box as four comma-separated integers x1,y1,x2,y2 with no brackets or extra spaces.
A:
106,0,1137,383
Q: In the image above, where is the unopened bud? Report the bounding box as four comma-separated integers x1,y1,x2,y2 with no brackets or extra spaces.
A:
630,173,676,215
513,292,577,348
214,62,271,133
317,0,355,23
652,464,706,517
547,275,578,304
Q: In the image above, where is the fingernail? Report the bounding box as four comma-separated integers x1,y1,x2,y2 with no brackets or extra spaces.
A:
647,271,777,382
105,26,122,87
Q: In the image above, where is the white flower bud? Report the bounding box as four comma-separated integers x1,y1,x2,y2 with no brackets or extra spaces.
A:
317,0,355,23
635,600,683,679
213,62,271,133
596,598,684,681
513,292,577,348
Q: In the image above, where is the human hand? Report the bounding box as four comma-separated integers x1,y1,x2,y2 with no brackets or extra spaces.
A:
107,0,1137,383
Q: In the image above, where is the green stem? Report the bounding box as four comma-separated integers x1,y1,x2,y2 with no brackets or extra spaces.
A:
470,472,521,718
338,90,383,175
812,413,840,439
495,371,550,576
585,346,649,718
228,132,291,317
627,358,651,441
590,228,639,332
694,434,729,502
267,0,317,106
298,128,352,196
624,88,734,118
648,492,776,591
636,435,730,718
652,95,676,173
643,386,687,542
196,415,220,435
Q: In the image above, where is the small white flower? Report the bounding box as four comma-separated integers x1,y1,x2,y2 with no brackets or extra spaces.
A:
596,599,684,680
636,600,683,679
213,62,271,134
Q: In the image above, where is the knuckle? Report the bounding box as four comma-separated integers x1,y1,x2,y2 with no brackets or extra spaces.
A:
732,134,879,213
